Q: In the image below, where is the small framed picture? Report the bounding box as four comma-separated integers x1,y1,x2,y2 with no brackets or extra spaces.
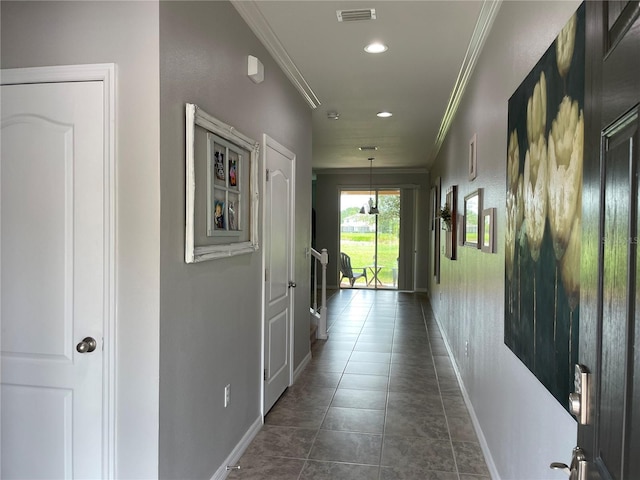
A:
214,148,225,181
469,133,477,181
214,200,225,229
227,194,239,231
228,153,238,188
463,189,482,248
444,185,457,260
206,132,245,237
481,208,495,253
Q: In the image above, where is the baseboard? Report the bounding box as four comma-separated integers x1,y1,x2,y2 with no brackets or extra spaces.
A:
293,351,312,383
210,415,263,480
414,287,428,293
432,314,501,480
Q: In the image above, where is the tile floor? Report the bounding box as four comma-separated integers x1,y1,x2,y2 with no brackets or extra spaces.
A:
229,289,490,480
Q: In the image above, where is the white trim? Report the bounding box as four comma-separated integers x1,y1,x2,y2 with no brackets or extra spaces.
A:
413,189,419,291
1,63,116,86
433,0,502,157
432,313,501,479
315,167,428,176
1,63,117,479
293,351,312,383
231,1,320,109
288,142,296,389
336,184,421,192
209,416,263,480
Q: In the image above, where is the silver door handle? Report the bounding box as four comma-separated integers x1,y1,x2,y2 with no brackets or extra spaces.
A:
550,463,571,476
76,337,97,353
550,447,586,480
288,281,297,288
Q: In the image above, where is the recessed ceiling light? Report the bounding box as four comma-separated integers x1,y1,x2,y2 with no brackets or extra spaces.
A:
364,42,388,54
327,111,340,120
377,111,393,118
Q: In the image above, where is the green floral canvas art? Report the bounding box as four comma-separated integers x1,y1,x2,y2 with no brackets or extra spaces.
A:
505,4,585,412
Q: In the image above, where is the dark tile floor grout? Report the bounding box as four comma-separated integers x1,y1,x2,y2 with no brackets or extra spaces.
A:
229,289,490,480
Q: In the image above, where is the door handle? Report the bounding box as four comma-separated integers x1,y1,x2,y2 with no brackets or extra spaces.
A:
288,281,297,288
76,337,97,353
550,463,571,476
550,446,586,480
569,364,590,424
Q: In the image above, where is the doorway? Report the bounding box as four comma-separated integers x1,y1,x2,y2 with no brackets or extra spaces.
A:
339,189,400,289
572,2,640,478
262,134,296,414
1,64,115,479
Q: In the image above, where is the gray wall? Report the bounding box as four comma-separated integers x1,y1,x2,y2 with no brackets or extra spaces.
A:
1,2,161,478
158,2,312,479
314,170,429,290
428,2,581,478
2,2,313,478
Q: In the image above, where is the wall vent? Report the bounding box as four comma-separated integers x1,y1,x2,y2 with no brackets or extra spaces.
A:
337,8,376,22
358,146,378,151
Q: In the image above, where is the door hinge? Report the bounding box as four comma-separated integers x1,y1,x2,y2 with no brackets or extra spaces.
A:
264,369,267,381
266,169,270,181
265,269,269,282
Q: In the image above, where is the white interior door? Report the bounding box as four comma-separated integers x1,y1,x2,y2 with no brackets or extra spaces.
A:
263,135,295,414
1,79,106,479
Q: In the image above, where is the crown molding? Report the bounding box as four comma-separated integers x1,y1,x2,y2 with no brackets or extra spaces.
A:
313,167,429,176
232,0,321,109
433,0,502,158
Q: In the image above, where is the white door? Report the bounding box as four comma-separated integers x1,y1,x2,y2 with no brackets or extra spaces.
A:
1,79,107,478
263,135,295,413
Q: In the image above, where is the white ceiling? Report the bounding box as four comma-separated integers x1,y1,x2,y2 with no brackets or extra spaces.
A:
234,1,500,171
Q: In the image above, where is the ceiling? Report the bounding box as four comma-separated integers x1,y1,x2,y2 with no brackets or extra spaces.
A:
233,1,500,171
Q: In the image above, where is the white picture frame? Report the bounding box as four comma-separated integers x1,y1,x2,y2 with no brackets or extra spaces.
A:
185,103,259,263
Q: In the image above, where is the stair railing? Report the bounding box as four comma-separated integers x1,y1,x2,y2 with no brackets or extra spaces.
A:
310,248,329,340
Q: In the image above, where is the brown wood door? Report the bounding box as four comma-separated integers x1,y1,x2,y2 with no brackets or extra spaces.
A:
580,2,640,479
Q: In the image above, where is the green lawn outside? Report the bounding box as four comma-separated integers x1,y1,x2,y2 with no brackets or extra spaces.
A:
340,232,399,287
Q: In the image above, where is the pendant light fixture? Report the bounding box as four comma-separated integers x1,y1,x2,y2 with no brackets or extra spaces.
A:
367,157,379,215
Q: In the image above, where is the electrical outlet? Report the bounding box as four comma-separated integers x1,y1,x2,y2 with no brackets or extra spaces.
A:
224,384,230,408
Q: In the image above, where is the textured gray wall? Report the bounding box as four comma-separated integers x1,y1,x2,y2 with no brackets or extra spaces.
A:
158,2,312,478
314,170,429,290
428,2,581,478
1,2,161,478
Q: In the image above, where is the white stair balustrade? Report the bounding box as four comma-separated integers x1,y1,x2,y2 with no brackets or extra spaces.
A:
310,248,329,340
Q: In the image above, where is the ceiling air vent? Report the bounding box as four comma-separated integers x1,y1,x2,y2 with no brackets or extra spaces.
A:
336,8,376,22
359,146,378,151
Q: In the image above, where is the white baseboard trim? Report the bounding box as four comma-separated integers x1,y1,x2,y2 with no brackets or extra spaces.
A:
210,415,263,480
292,351,312,383
432,314,501,480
